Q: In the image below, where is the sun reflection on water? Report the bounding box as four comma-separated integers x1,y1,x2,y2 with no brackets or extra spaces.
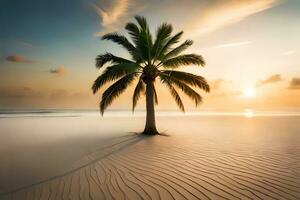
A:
244,110,254,118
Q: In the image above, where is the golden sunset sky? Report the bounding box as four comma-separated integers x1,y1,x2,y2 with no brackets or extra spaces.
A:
0,0,299,111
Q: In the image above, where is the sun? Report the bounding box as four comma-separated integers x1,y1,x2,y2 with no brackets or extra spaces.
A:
243,88,255,98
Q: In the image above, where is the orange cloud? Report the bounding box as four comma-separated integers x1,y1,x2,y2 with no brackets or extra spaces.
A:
5,55,34,63
215,41,252,49
256,74,282,87
94,0,133,35
187,0,281,37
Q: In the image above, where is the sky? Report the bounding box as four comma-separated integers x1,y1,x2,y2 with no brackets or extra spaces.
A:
0,0,300,112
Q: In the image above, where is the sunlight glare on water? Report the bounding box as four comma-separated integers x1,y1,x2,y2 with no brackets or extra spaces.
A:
244,109,254,118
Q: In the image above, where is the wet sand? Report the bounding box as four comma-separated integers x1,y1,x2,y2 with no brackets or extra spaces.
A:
1,115,300,199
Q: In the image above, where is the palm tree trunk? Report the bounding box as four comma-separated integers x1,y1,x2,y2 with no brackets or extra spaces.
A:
143,81,159,135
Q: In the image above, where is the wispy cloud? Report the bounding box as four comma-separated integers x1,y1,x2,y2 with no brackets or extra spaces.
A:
5,55,34,63
14,41,35,48
94,0,142,36
215,41,252,49
95,0,129,27
256,74,282,87
288,77,300,89
187,0,281,37
49,65,65,76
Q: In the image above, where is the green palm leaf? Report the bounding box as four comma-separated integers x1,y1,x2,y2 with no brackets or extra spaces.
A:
161,80,185,112
152,23,173,60
125,22,140,45
133,16,153,62
161,70,210,92
163,40,193,61
134,16,149,30
160,73,202,106
136,28,153,62
100,73,137,115
92,63,139,94
132,78,145,111
158,31,183,59
162,54,205,68
102,33,137,58
95,53,135,69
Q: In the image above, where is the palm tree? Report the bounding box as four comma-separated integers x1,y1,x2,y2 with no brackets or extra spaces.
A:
92,16,210,135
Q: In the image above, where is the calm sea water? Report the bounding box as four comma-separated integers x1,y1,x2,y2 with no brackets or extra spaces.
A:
1,109,300,118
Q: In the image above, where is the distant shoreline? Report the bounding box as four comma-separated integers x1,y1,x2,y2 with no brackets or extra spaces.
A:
1,109,300,118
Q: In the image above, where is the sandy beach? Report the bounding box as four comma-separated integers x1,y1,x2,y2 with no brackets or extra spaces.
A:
0,113,300,200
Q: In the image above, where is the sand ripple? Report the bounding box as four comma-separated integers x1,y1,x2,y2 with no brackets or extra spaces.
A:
1,131,300,200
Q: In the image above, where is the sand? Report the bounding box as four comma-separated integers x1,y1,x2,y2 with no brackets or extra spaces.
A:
0,114,300,199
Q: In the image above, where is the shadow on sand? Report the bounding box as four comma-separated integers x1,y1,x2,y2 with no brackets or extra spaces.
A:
0,133,153,196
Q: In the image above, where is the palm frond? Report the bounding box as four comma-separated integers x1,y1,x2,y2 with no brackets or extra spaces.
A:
125,22,140,45
161,70,210,92
158,31,183,58
92,63,139,94
102,33,136,54
162,81,185,112
132,16,153,62
176,82,202,106
135,16,149,30
152,23,173,60
95,53,134,69
160,73,202,106
132,78,145,111
162,54,205,69
160,77,184,112
136,29,153,62
100,73,137,115
163,40,193,61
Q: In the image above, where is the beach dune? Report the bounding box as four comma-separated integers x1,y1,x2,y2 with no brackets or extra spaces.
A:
1,114,300,199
